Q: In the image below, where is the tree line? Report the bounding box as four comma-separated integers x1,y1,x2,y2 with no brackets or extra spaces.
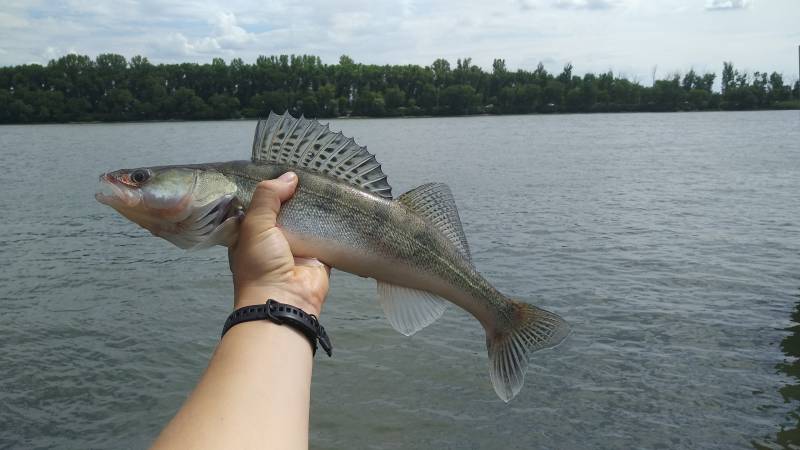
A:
1,53,798,123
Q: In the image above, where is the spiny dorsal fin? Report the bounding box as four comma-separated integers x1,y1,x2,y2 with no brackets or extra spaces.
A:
397,183,471,260
252,111,393,199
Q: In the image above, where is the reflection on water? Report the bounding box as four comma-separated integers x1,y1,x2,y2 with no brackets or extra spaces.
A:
761,290,800,449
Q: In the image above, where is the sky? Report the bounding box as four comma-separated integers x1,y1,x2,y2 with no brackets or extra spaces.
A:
1,0,799,83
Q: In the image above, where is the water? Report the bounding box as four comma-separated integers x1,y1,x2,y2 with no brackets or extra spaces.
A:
1,111,798,449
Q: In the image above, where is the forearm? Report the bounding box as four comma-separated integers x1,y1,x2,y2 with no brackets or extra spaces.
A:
152,175,326,450
150,320,313,450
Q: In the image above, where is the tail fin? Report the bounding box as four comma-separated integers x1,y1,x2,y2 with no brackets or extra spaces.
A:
487,301,570,402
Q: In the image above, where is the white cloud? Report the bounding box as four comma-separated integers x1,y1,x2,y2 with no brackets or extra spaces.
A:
554,0,629,10
147,12,257,57
42,46,60,60
212,12,256,49
705,0,750,10
518,0,635,10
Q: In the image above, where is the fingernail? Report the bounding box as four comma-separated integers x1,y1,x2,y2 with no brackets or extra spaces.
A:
278,172,296,183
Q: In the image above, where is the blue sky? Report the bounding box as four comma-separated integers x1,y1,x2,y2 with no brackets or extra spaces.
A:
1,0,798,83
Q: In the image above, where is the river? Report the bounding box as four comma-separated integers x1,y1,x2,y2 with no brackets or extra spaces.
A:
0,111,798,449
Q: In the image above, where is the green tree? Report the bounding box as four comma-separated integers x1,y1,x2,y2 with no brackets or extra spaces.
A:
543,80,565,109
248,90,290,116
687,89,711,110
296,92,319,117
722,62,735,94
650,76,685,111
383,85,406,111
557,63,573,88
101,88,136,120
0,53,796,123
208,93,240,119
417,83,437,113
768,72,788,103
439,84,480,115
565,88,583,112
431,58,451,87
165,87,210,119
354,90,386,116
492,59,507,75
316,84,337,117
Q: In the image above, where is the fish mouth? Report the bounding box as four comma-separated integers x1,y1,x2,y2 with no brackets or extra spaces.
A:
95,173,142,207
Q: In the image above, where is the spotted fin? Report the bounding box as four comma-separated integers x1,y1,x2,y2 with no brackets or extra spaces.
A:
397,183,470,260
377,282,447,336
251,111,393,199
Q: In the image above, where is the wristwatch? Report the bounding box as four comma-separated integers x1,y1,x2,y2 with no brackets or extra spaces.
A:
221,299,332,357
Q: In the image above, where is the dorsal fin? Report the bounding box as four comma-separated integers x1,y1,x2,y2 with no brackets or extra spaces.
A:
251,111,393,199
397,183,471,260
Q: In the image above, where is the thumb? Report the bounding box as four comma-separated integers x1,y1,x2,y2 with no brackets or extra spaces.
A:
243,172,298,229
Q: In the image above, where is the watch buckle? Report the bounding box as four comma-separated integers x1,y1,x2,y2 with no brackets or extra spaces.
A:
265,299,284,324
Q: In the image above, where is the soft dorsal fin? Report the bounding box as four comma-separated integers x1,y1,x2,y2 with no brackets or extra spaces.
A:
397,183,471,260
251,112,393,199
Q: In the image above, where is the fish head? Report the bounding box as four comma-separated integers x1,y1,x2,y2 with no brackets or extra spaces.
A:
96,165,241,249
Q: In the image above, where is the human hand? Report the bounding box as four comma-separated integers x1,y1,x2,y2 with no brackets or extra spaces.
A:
228,172,330,316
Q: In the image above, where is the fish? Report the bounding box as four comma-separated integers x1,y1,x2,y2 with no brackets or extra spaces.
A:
95,112,569,402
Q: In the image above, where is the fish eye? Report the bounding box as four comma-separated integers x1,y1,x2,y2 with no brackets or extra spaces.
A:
130,169,151,184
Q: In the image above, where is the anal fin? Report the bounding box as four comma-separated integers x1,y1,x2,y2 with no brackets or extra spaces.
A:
377,282,447,336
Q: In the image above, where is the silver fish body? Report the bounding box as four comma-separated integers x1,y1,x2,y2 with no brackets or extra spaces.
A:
96,113,569,401
217,161,501,329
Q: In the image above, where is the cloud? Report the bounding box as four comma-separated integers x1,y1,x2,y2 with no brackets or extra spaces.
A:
554,0,625,10
518,0,632,10
705,0,750,10
148,12,257,57
211,12,256,49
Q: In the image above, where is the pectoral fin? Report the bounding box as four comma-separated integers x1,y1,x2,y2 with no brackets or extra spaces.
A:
189,216,240,250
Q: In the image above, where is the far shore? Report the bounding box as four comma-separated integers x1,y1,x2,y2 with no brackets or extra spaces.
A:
2,107,798,127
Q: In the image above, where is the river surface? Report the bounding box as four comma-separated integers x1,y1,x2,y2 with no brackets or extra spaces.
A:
1,111,799,449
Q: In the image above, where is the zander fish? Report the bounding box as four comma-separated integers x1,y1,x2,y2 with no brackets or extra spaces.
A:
96,112,569,401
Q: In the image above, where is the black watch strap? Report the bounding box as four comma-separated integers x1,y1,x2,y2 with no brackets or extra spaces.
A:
221,299,332,357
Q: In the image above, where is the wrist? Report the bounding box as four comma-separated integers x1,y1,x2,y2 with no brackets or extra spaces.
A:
234,285,321,316
221,298,333,357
